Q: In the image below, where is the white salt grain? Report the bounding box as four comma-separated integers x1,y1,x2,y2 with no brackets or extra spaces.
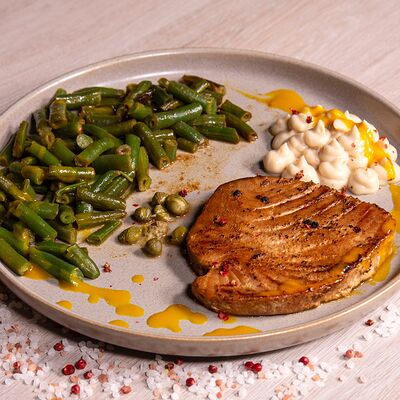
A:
345,361,355,369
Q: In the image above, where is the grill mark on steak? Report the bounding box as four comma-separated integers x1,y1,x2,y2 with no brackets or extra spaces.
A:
187,176,395,315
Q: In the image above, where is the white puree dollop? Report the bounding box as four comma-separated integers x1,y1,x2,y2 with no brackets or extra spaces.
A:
263,110,400,195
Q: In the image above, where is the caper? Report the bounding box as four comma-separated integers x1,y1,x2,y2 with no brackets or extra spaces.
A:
143,238,162,257
132,207,152,223
153,205,173,222
118,225,142,244
164,194,189,216
169,225,188,245
151,192,169,207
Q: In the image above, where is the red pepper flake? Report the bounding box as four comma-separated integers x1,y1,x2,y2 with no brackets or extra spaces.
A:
75,358,87,370
298,356,309,365
344,349,355,359
219,261,230,276
165,362,175,370
83,370,94,379
153,277,159,282
294,170,304,180
290,108,299,115
132,203,139,207
53,341,64,351
178,188,189,197
244,361,254,370
175,359,184,366
62,364,75,375
70,384,80,395
252,362,263,373
217,311,229,321
365,319,374,326
354,351,363,358
103,263,112,273
306,115,313,124
186,377,195,387
120,385,132,394
214,216,227,226
208,365,218,374
351,142,356,148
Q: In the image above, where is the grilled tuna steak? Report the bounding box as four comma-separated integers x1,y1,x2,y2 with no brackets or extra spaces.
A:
187,176,395,315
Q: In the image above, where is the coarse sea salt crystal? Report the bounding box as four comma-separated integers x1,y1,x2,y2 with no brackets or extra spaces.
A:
358,375,367,384
238,387,248,398
345,361,355,369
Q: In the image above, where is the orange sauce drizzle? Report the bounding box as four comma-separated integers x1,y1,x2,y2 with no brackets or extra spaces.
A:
56,300,72,310
203,325,261,336
108,319,129,328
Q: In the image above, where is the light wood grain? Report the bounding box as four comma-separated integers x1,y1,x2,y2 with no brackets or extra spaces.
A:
1,1,400,399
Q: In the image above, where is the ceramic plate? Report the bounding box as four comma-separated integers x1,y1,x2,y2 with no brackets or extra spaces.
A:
0,49,399,356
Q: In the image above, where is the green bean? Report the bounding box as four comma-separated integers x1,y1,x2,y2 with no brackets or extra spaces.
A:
0,227,29,256
190,114,226,128
74,137,115,167
0,238,32,276
66,244,100,279
123,80,152,109
118,225,142,244
12,121,28,158
152,129,175,141
56,92,102,109
198,126,240,144
13,221,33,248
26,141,61,166
76,187,126,211
127,102,153,120
99,97,121,107
125,134,140,169
91,170,121,193
162,139,177,162
177,137,198,153
59,205,75,224
169,225,188,245
47,165,95,183
33,108,55,148
0,189,6,202
54,113,84,137
181,75,226,95
6,172,23,185
136,146,152,192
32,185,48,195
47,220,77,244
165,194,189,216
49,99,68,129
83,124,122,147
162,80,217,114
81,106,115,117
26,201,59,220
86,114,121,126
152,85,182,111
0,134,15,166
134,122,169,169
220,111,257,142
54,181,88,203
220,99,252,121
172,121,207,146
47,88,67,107
29,247,83,285
148,103,203,129
36,241,68,256
116,144,131,156
143,238,162,257
75,202,93,213
92,154,133,174
75,210,127,230
22,179,36,199
21,166,47,185
103,172,133,198
105,119,137,137
86,220,122,246
203,90,224,106
10,201,57,240
76,134,94,149
190,78,209,93
73,87,124,98
0,175,32,201
50,138,76,166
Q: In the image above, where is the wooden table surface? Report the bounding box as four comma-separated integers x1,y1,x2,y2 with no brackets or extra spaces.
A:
1,1,400,399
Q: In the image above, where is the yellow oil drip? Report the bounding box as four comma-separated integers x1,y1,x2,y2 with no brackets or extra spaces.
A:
368,245,396,286
24,265,144,318
131,275,144,284
56,300,72,310
390,185,400,233
108,319,129,328
147,304,207,333
203,325,261,336
238,88,395,179
223,315,237,324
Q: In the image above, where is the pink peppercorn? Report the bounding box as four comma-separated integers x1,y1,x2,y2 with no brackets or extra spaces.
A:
186,377,195,387
299,356,309,365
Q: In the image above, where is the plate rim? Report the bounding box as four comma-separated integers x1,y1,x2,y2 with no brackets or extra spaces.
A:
0,47,399,351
